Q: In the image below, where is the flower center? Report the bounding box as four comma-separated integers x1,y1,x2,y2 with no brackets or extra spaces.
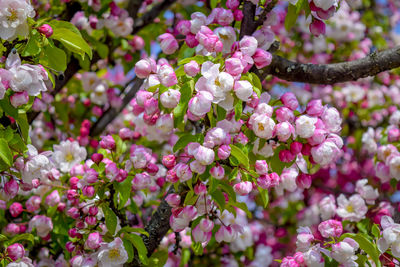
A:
7,9,18,22
346,205,354,213
215,78,221,87
109,248,120,259
65,152,74,162
258,123,265,131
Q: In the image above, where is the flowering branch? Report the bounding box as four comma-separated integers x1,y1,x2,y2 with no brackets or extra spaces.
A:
90,77,144,136
261,47,400,84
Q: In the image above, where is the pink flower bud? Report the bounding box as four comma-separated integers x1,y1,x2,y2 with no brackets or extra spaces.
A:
188,91,213,117
69,177,79,189
253,48,272,69
162,154,176,169
45,190,60,207
4,179,19,198
194,145,215,165
279,149,295,163
388,127,400,142
239,35,258,56
100,135,115,150
165,193,181,208
158,33,179,55
85,216,97,225
226,0,239,9
160,89,181,109
233,181,253,195
135,59,153,79
218,145,231,160
318,219,343,238
119,128,134,140
194,183,207,195
91,153,104,164
67,207,80,219
215,225,238,243
210,165,225,179
130,36,145,50
233,10,244,21
85,232,102,250
297,173,312,189
225,58,244,76
281,92,299,111
26,196,41,212
185,33,199,48
158,65,178,87
10,92,29,107
9,202,23,217
82,186,95,198
234,80,253,101
175,163,193,182
184,60,200,77
68,228,78,238
255,160,268,175
66,241,75,253
38,24,53,38
89,206,99,216
306,99,324,116
7,243,25,261
276,107,295,122
309,19,326,36
290,141,303,155
4,223,20,236
192,224,212,244
176,20,191,35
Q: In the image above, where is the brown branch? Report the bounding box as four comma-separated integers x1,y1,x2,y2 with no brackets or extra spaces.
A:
129,186,176,266
128,0,144,21
132,0,177,35
239,1,257,38
89,77,144,136
261,46,400,84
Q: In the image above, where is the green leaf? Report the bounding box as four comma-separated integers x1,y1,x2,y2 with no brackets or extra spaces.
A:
173,134,198,152
178,55,206,66
22,30,41,56
229,144,250,169
16,111,29,142
268,145,290,175
371,224,380,238
148,250,168,267
6,233,35,246
125,234,149,265
101,204,118,235
51,28,92,59
250,73,262,97
48,20,82,36
234,100,242,121
122,237,134,263
119,227,149,237
340,233,381,267
258,187,269,208
211,190,225,211
285,4,299,32
173,80,194,129
0,139,13,167
0,234,8,242
180,248,190,267
40,45,67,72
192,242,203,255
216,105,227,122
211,0,219,9
114,176,134,209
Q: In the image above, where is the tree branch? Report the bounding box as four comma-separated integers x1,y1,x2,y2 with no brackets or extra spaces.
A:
239,1,257,38
261,46,400,84
129,186,176,266
128,0,144,21
132,0,177,35
89,77,144,136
